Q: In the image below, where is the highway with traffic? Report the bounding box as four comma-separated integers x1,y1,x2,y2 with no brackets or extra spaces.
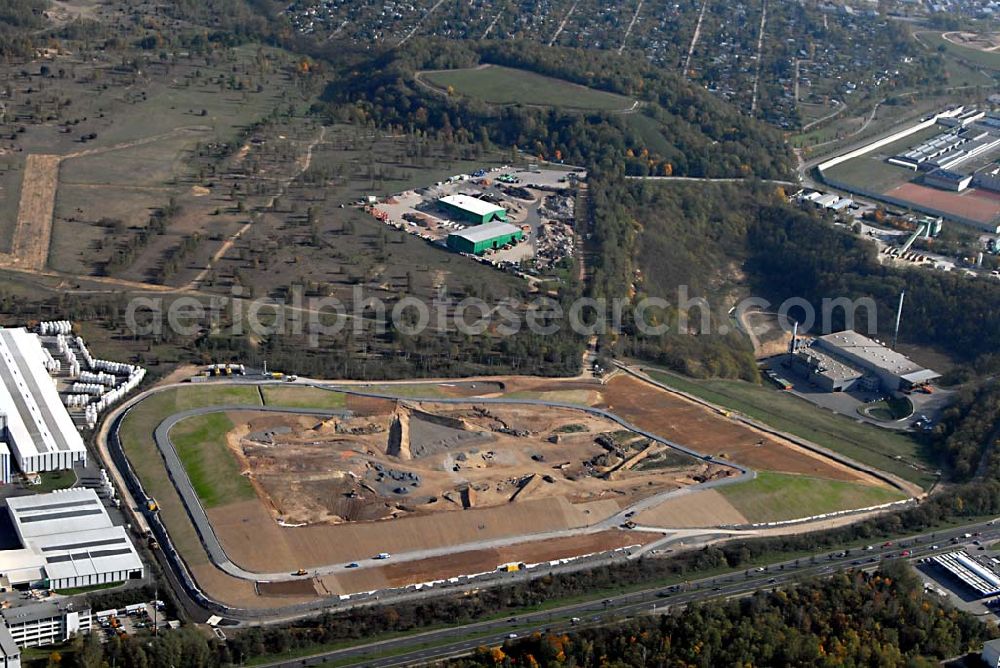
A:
258,517,1000,667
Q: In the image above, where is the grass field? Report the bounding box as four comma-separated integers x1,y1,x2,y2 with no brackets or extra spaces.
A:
823,154,916,194
719,472,906,523
820,124,945,194
918,31,1000,71
625,113,674,156
420,65,635,111
33,470,77,493
171,412,255,508
261,385,346,409
645,370,937,489
861,396,914,422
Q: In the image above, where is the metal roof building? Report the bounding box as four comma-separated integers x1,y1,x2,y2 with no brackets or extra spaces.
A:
932,551,1000,598
438,195,507,225
1,490,143,590
0,328,87,478
446,222,525,255
814,330,940,392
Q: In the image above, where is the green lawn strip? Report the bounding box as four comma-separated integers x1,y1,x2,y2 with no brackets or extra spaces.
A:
54,582,122,596
261,385,346,409
718,472,906,523
421,65,634,111
34,469,77,492
644,369,936,489
21,641,74,662
340,384,449,399
171,412,254,508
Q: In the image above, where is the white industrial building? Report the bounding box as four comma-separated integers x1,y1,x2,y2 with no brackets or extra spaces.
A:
0,602,91,649
0,328,87,481
0,489,143,590
932,550,1000,598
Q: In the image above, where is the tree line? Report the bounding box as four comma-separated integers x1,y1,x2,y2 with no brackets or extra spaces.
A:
455,564,994,667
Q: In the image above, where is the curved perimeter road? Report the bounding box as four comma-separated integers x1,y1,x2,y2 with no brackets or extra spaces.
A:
151,387,754,585
102,369,915,624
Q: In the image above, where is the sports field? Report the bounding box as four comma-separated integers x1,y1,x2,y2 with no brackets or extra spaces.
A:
718,472,905,523
885,182,1000,225
419,65,636,111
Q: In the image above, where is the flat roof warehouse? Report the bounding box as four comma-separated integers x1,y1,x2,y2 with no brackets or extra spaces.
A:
438,195,505,218
449,221,522,244
0,489,143,590
815,331,940,385
0,328,87,476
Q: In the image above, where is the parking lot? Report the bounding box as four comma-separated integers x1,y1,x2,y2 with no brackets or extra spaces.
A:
96,601,168,641
763,357,953,431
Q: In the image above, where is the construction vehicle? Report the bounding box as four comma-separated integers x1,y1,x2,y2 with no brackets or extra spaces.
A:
293,569,308,576
146,498,158,512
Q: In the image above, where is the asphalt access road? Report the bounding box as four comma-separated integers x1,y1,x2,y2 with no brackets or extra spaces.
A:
259,520,1000,668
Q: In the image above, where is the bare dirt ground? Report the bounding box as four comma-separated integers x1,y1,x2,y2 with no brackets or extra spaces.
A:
325,530,653,592
596,375,872,482
2,155,61,270
942,30,1000,52
221,401,717,529
208,495,620,573
740,310,791,359
634,489,748,528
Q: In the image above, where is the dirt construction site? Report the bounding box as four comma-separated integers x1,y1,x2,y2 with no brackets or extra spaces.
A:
121,369,912,609
222,401,727,528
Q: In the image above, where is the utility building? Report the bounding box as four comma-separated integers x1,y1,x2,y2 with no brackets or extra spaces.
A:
813,331,939,392
0,328,87,480
0,489,143,590
438,195,507,225
447,222,524,255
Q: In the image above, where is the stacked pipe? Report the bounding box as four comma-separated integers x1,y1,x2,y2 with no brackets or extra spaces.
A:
62,394,90,408
99,468,115,499
38,321,72,336
71,382,105,396
79,371,117,386
39,347,60,374
75,336,94,370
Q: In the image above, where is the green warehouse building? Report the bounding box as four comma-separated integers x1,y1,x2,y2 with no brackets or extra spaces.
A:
447,221,524,254
438,195,507,225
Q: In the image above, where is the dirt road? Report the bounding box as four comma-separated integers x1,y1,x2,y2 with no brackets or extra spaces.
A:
8,154,61,270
